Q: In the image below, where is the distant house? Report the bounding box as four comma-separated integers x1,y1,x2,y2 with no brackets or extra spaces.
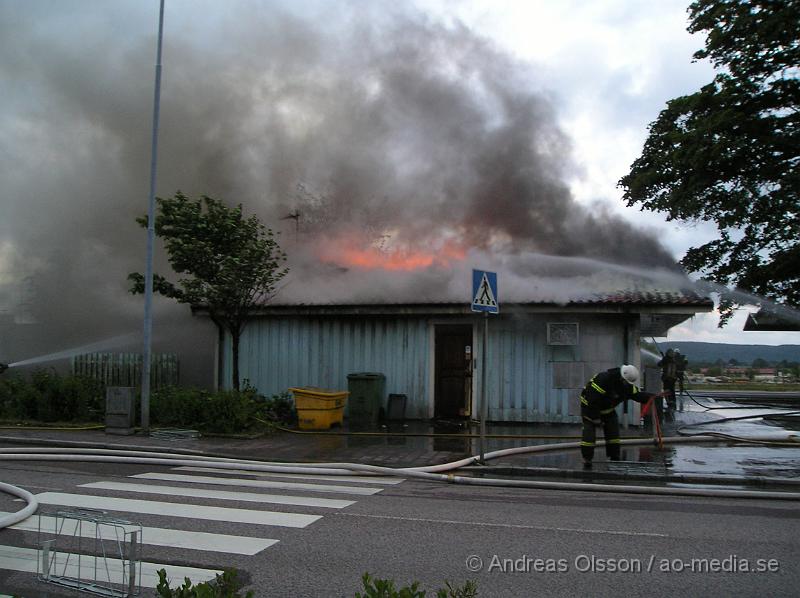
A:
196,290,712,424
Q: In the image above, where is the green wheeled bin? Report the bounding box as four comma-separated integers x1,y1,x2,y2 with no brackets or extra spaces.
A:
346,372,386,427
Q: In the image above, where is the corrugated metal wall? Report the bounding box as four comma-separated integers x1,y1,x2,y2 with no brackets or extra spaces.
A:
222,317,432,419
223,312,641,424
480,315,638,423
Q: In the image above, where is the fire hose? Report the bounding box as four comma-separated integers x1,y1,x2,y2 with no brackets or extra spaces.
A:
0,481,38,529
2,432,800,532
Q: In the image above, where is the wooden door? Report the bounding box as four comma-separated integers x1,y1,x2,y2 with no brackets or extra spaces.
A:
434,325,473,418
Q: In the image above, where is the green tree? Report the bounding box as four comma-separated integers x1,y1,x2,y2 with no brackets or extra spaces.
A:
619,0,800,324
129,192,288,390
751,357,769,368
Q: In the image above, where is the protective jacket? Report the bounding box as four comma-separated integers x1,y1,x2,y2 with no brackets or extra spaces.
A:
580,367,651,415
658,355,677,382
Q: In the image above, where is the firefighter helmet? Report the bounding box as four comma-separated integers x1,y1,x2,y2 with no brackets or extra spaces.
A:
620,364,640,385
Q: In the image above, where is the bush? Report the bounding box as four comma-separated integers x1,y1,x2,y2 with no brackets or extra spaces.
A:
356,573,478,598
0,370,296,432
156,568,253,598
154,571,476,598
257,391,297,426
0,369,104,423
199,388,258,434
150,385,290,434
150,386,206,428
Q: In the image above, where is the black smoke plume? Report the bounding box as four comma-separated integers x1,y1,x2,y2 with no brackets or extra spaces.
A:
0,2,678,379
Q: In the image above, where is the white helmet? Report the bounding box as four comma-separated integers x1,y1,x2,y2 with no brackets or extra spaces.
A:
620,364,640,385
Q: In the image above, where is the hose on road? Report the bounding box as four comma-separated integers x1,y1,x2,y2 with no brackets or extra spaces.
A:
0,481,38,529
1,431,799,532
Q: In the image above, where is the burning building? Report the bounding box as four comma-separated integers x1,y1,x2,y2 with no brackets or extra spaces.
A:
197,241,712,424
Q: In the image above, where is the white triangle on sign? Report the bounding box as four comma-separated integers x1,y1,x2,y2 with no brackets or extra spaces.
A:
473,273,497,307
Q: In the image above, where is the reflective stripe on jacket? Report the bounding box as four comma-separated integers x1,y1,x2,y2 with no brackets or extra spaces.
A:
581,367,649,414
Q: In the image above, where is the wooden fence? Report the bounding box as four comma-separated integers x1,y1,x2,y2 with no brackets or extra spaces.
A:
71,352,179,388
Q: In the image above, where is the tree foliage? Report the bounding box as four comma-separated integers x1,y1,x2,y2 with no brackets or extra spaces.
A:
619,0,800,324
129,192,288,390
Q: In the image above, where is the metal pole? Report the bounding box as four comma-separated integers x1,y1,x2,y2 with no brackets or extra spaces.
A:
141,0,165,433
128,530,138,594
479,311,488,463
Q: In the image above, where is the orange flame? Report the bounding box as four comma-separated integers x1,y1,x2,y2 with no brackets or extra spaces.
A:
320,237,466,271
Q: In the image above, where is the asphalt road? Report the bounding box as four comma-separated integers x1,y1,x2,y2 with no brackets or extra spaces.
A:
0,458,798,597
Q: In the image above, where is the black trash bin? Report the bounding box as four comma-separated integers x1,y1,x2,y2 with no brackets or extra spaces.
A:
347,372,386,427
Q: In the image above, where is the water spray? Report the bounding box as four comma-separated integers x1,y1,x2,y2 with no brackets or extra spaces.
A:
4,333,139,369
523,252,800,325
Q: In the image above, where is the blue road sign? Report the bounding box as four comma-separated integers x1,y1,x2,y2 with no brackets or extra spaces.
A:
472,270,499,314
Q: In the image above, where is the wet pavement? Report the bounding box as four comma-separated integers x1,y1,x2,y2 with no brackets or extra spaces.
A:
1,391,799,487
487,393,800,486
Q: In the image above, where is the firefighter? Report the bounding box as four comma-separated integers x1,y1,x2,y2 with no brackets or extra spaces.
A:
580,364,655,468
657,349,678,419
0,363,7,375
674,349,688,410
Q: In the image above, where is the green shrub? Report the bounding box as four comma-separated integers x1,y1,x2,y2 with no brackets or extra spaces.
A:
356,573,478,598
437,580,479,598
151,386,273,434
200,388,257,434
0,374,27,419
356,573,425,598
153,570,476,598
151,386,207,427
155,568,253,598
0,369,104,423
57,374,105,420
0,372,295,431
257,391,297,426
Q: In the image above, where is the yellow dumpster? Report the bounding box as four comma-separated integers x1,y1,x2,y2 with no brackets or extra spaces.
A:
289,387,349,430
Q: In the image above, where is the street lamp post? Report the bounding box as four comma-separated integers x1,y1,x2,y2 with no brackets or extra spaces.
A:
141,0,165,433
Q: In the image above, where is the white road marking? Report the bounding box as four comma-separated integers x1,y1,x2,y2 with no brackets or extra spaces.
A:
35,493,321,528
134,471,381,495
335,513,670,538
0,544,220,586
80,481,355,509
174,466,404,485
1,512,277,555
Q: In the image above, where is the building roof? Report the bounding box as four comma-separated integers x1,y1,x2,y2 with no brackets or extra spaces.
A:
570,290,712,307
743,309,800,331
193,288,711,317
193,289,711,337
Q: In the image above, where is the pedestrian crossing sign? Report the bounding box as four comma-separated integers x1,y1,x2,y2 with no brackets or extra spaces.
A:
472,270,499,313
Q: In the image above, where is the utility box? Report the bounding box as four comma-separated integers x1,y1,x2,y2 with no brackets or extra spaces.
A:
105,387,136,435
347,373,386,427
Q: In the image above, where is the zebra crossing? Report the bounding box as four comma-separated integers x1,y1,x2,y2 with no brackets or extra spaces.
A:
0,464,404,590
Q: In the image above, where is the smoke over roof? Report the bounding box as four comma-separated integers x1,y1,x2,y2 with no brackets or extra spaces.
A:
0,2,682,370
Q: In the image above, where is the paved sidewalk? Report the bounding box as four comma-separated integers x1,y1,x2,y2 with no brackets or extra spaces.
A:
1,401,799,488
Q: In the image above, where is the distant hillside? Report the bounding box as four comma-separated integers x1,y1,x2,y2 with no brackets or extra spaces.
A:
648,342,800,365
